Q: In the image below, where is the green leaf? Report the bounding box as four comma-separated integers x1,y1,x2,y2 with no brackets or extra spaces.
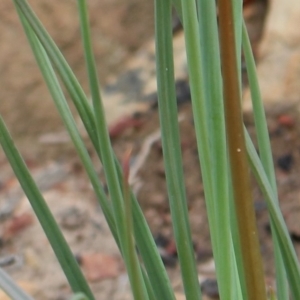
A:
13,2,175,299
246,129,300,299
155,0,201,299
69,293,89,300
242,21,288,299
0,268,34,300
0,117,94,299
77,1,149,298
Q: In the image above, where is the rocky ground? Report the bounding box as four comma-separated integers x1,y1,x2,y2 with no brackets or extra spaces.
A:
0,0,300,299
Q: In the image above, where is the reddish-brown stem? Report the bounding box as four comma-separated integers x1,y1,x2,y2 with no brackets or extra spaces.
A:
218,1,267,299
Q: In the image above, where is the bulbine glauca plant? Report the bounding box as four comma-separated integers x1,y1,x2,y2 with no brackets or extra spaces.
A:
0,0,299,299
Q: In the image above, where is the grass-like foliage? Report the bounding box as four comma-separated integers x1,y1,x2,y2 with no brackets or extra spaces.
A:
0,0,299,299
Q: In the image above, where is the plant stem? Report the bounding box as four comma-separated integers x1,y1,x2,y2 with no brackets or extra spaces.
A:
242,21,288,299
218,1,267,299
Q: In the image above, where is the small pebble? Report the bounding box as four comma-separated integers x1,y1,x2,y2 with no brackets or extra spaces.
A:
154,233,178,267
277,154,293,172
277,114,295,129
290,232,300,243
200,278,219,299
59,207,87,230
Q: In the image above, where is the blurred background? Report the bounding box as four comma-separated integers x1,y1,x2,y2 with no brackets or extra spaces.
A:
0,0,154,160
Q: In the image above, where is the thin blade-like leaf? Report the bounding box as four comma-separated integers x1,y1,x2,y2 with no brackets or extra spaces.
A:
14,2,175,299
242,21,288,299
0,268,34,300
155,0,201,299
76,7,148,298
246,129,300,299
0,116,94,300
